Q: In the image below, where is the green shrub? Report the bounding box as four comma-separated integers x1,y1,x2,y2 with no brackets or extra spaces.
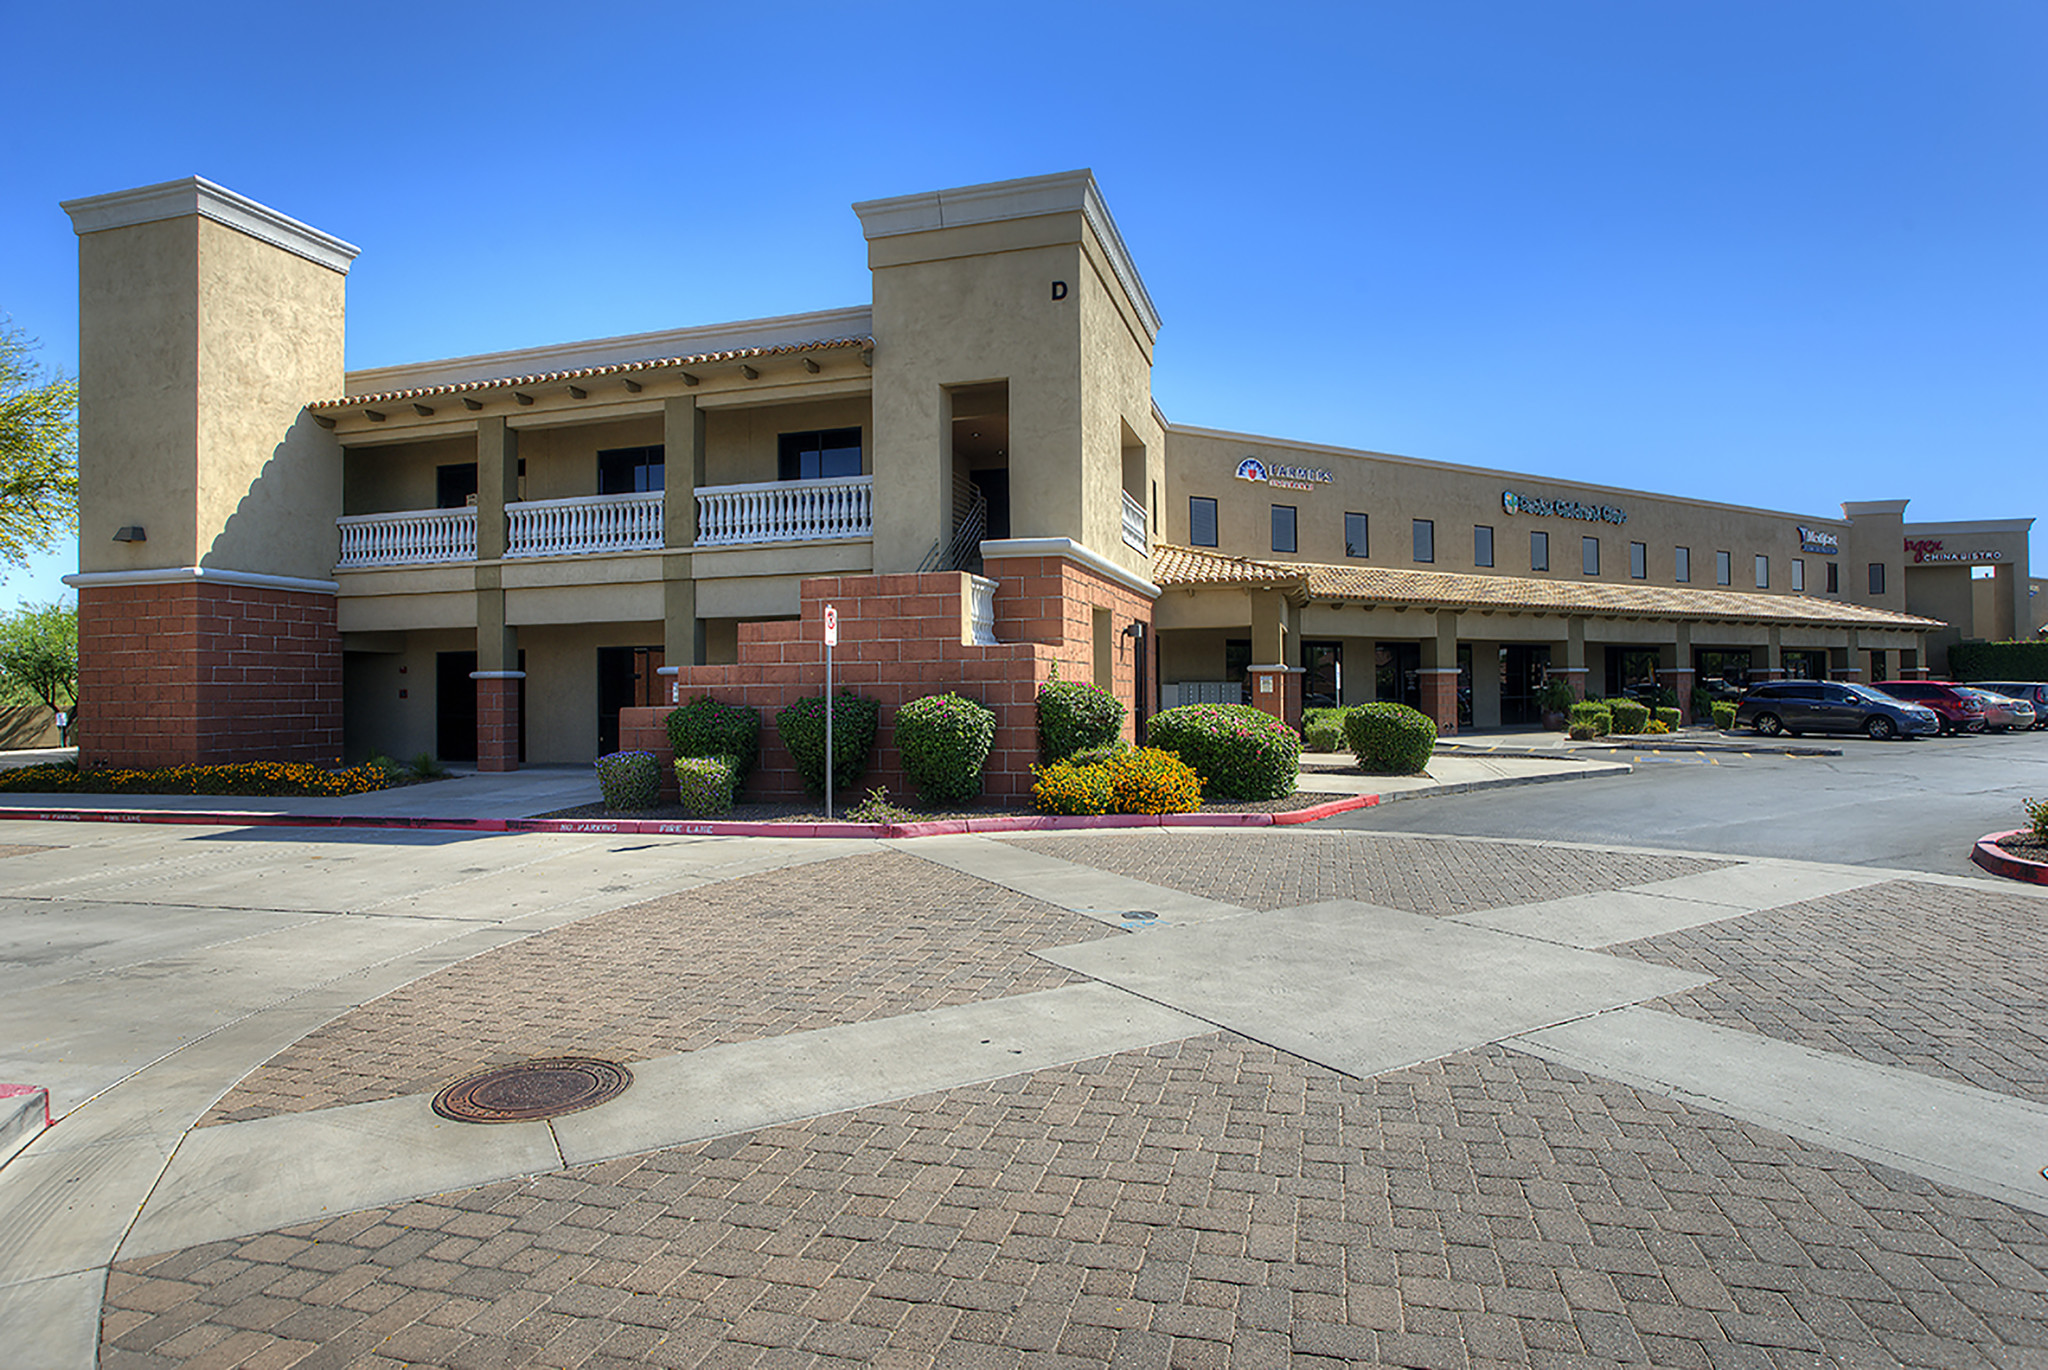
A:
1608,699,1650,734
1145,703,1300,801
1538,678,1578,721
1302,706,1352,753
1036,678,1124,762
1568,723,1597,740
1655,706,1682,730
1032,760,1115,816
0,759,389,797
846,785,911,824
665,697,760,787
594,750,662,810
1342,702,1437,774
673,756,738,816
2025,796,2048,838
1568,701,1612,736
1690,687,1718,722
1645,719,1670,735
776,692,880,796
1949,639,2048,683
896,693,996,806
1103,747,1204,814
1711,701,1737,730
1066,740,1132,768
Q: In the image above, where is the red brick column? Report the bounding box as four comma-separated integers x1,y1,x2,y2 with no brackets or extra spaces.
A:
1246,666,1302,730
1660,668,1695,725
474,673,522,772
1419,667,1460,737
75,576,340,770
1556,668,1589,701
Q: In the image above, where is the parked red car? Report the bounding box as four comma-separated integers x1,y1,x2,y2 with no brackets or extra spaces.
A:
1870,680,1987,735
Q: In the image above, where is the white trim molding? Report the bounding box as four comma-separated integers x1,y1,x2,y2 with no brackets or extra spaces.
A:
60,177,361,275
978,537,1162,600
63,566,341,596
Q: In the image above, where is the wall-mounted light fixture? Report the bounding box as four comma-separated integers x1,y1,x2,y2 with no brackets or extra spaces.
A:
112,526,146,542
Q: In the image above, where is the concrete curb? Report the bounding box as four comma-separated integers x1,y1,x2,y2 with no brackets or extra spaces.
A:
0,1084,50,1168
1971,829,2048,884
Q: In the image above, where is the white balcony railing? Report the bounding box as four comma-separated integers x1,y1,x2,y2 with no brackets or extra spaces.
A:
969,575,999,646
1122,489,1148,552
696,475,873,547
336,506,476,568
506,490,664,559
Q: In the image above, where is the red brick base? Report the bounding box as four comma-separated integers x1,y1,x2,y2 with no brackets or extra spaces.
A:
1660,668,1695,725
77,579,341,770
1419,667,1460,737
475,675,522,772
623,556,1156,804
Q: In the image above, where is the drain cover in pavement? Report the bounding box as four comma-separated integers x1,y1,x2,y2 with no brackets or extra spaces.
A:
432,1057,633,1123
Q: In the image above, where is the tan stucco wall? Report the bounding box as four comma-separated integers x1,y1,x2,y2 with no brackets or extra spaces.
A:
77,216,202,572
519,621,663,764
341,627,469,763
701,398,872,487
343,436,476,515
514,416,663,501
1077,219,1162,581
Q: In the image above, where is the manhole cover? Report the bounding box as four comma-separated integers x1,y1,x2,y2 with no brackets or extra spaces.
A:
432,1057,633,1123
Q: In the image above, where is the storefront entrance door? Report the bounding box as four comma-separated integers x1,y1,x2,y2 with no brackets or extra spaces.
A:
1302,642,1342,709
1499,644,1550,726
1375,643,1420,707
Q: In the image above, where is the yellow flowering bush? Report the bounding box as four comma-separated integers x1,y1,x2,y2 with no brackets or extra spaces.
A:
1032,760,1114,816
0,760,391,797
1103,747,1203,815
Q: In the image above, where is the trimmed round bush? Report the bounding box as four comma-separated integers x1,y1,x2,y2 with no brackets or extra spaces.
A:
1343,702,1437,774
1655,706,1682,730
1567,701,1612,737
1145,703,1299,801
1710,701,1738,731
673,756,738,816
1103,747,1203,814
1608,699,1650,734
895,693,996,806
665,697,760,786
1037,678,1125,763
1303,707,1351,754
777,692,880,796
1032,760,1114,816
593,750,662,810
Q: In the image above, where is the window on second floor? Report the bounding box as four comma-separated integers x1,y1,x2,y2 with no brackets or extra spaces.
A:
437,463,478,509
1870,562,1886,595
1346,511,1369,558
1675,546,1691,583
598,445,665,495
1755,554,1770,589
1474,524,1494,567
1629,541,1646,579
1413,519,1435,563
1190,496,1219,547
1272,504,1297,554
1582,536,1600,576
777,427,862,481
1791,558,1805,592
1716,550,1732,586
1531,530,1550,572
1827,561,1839,594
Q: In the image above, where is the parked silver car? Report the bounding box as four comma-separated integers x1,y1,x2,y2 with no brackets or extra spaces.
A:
1971,681,2048,728
1959,687,2037,733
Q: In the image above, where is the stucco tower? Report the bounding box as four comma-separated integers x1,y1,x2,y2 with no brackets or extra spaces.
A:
62,178,356,768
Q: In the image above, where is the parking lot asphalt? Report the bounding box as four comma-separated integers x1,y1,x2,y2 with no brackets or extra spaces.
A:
0,803,2044,1369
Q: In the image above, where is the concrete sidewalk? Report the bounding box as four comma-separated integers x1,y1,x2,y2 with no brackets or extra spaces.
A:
4,817,2047,1367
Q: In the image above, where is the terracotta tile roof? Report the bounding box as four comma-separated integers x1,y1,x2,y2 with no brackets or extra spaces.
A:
308,335,875,410
1152,544,1944,630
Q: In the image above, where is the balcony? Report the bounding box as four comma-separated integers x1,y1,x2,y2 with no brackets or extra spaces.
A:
507,490,663,559
336,506,476,568
696,475,873,547
1122,490,1147,552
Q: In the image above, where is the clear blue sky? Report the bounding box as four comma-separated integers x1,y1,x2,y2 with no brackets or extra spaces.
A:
4,1,2041,609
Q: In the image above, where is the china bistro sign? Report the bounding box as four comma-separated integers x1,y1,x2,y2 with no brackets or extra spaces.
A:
1500,489,1627,525
1905,538,2003,565
1236,457,1334,492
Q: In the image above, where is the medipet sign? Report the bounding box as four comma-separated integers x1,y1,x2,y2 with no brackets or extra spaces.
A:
1905,538,2003,565
1797,526,1840,555
1501,489,1627,525
1236,457,1334,492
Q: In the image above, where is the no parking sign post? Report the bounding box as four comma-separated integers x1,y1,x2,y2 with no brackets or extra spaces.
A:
823,604,838,820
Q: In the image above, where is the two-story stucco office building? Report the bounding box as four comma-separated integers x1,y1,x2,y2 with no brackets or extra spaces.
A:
58,166,2009,768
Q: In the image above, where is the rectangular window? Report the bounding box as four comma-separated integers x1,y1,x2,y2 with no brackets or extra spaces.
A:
1827,561,1839,594
436,463,479,510
1582,536,1600,576
1413,519,1435,563
1791,558,1805,592
1869,562,1886,595
1345,511,1369,558
1272,505,1297,554
1629,541,1646,579
1716,550,1732,586
1531,530,1549,572
597,445,665,495
776,427,862,481
1674,546,1691,583
1755,555,1769,589
1189,496,1218,547
1474,524,1494,567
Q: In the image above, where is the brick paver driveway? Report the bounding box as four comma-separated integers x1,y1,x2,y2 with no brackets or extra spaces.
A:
76,829,2048,1367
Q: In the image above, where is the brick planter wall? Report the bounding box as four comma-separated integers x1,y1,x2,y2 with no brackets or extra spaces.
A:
621,557,1156,805
77,580,341,770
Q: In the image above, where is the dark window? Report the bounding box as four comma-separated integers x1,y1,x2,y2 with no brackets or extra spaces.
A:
1755,555,1770,589
597,445,664,495
1345,512,1369,558
1792,558,1805,592
1474,524,1494,567
1582,536,1599,576
1715,550,1732,586
1531,530,1549,572
1675,546,1691,583
436,463,478,509
1190,496,1218,547
1629,541,1646,579
1826,561,1839,593
777,427,862,481
1869,562,1886,595
1413,519,1434,564
1271,505,1296,554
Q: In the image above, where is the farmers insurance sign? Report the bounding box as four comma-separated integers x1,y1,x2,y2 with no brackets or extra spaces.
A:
1236,457,1334,492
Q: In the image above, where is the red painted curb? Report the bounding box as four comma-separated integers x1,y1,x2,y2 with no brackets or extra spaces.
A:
1971,830,2048,884
1272,794,1379,824
0,1082,51,1129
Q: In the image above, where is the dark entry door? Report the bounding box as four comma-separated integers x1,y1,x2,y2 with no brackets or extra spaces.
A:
1500,644,1550,726
597,646,665,756
436,652,478,762
1301,641,1342,709
1375,642,1420,707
